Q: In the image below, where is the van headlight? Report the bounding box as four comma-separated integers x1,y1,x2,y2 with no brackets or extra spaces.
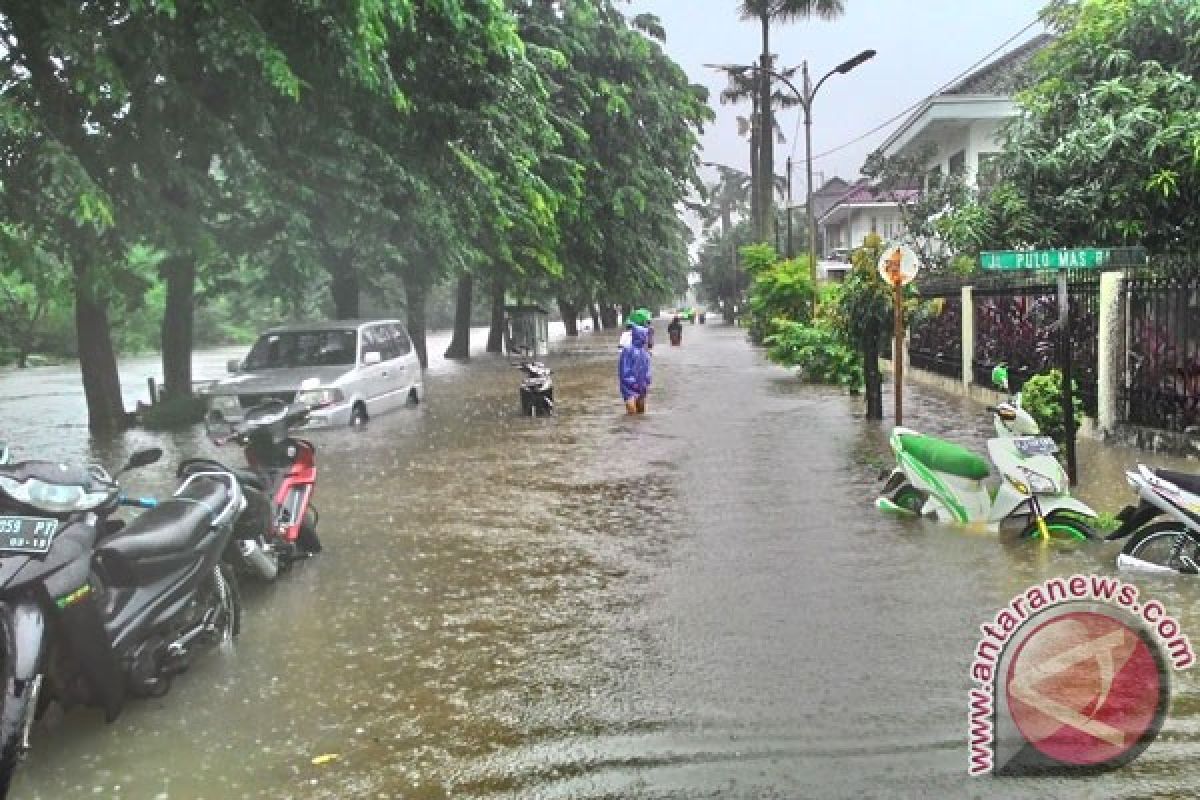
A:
208,394,241,414
296,388,345,409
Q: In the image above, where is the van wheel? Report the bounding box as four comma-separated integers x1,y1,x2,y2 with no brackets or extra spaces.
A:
350,404,367,427
406,388,419,407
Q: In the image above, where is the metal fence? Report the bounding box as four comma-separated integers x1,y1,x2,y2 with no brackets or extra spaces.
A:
1123,258,1200,430
909,285,962,380
971,270,1099,414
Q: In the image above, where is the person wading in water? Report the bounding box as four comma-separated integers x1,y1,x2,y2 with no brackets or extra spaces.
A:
618,322,651,414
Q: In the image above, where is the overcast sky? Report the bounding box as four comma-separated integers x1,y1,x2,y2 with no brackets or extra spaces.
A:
623,0,1049,195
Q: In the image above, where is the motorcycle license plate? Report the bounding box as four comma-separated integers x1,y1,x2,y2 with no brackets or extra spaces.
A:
0,516,58,554
1015,436,1058,457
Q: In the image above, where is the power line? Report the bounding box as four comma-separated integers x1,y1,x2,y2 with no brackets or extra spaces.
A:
789,16,1043,168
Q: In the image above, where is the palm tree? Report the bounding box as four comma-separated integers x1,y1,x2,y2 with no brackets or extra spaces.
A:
719,61,799,234
738,0,846,245
696,166,752,235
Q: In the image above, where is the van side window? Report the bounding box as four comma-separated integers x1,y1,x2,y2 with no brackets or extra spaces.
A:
377,325,401,361
391,324,413,356
359,326,381,364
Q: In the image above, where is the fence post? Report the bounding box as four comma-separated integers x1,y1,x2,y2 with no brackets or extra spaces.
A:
961,285,974,388
1096,270,1123,434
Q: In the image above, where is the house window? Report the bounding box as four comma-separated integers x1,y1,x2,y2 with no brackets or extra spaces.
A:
926,165,943,191
949,150,966,177
977,152,1002,193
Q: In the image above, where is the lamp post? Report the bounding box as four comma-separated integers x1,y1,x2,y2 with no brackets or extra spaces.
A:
707,50,875,286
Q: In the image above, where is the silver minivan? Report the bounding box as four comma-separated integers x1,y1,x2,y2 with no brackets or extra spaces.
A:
203,319,423,428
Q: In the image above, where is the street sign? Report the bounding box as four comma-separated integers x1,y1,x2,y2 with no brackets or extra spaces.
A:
980,247,1146,271
878,243,919,425
878,243,919,287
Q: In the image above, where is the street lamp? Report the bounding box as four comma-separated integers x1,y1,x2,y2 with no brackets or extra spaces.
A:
706,49,876,286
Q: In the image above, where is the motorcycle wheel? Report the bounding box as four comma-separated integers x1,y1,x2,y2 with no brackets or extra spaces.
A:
296,508,322,555
892,486,926,514
0,615,28,796
1016,511,1096,543
206,564,242,645
1123,522,1200,574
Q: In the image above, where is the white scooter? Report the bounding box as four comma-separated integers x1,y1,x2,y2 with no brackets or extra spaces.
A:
876,366,1097,541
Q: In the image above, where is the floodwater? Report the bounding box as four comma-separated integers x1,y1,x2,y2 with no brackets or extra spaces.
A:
4,322,1200,799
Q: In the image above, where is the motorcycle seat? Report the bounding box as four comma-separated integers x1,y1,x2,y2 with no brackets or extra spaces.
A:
97,478,230,564
1154,468,1200,496
896,433,990,481
178,458,265,492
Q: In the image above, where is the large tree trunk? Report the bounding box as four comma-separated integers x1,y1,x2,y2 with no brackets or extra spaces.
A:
75,274,128,432
589,304,601,332
403,274,429,368
557,298,579,336
444,273,473,360
330,266,360,319
486,280,505,353
160,254,195,399
862,330,883,420
599,304,618,330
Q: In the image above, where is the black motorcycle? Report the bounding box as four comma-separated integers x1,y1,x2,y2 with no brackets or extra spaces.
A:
516,361,554,416
0,448,244,795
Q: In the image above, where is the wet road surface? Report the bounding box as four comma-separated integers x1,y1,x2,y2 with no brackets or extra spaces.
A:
5,322,1200,798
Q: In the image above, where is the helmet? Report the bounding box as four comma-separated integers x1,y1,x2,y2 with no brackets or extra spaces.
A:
991,363,1009,391
628,309,651,326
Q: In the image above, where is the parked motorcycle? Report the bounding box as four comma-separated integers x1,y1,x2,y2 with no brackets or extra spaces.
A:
516,361,554,417
0,448,244,795
876,365,1097,541
1108,465,1200,573
188,400,322,581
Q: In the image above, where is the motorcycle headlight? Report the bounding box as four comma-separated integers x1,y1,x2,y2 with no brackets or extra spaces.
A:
0,475,112,512
1020,467,1059,495
295,388,345,409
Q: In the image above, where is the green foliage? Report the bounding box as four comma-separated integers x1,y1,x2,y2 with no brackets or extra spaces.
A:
1005,0,1200,251
742,244,814,344
764,319,863,390
1020,369,1085,448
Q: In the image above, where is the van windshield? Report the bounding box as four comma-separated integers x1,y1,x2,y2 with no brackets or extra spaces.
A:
242,330,357,370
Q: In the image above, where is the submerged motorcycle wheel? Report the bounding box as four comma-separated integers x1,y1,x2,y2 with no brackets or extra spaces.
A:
891,486,926,514
206,564,242,644
1123,522,1200,574
1015,512,1096,543
296,508,322,555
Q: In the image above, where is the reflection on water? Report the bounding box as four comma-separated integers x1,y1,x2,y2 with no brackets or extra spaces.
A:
3,323,1200,798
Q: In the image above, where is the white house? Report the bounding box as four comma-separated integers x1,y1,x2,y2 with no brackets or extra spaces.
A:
814,33,1053,278
815,180,917,280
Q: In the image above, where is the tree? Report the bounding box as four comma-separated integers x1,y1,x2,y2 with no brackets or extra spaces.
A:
737,0,846,244
839,233,891,419
1005,0,1200,251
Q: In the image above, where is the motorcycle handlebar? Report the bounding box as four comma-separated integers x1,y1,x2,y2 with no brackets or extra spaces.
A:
118,495,159,509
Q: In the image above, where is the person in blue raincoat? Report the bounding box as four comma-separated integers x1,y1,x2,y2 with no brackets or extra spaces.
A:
618,323,651,414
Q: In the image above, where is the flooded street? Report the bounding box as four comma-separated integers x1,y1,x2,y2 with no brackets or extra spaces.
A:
6,323,1200,798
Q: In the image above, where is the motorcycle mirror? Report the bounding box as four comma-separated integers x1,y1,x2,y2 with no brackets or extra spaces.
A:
121,447,163,473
